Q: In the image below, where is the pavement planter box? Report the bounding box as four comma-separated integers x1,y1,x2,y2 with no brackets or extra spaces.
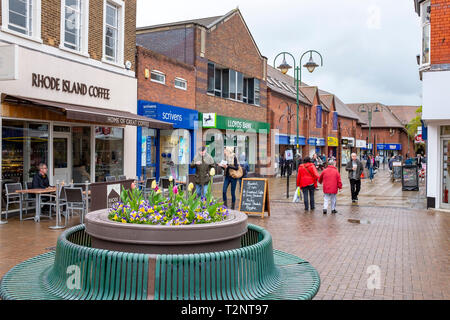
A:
0,210,320,300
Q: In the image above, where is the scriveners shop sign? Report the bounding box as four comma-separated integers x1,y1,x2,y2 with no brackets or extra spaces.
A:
31,73,110,100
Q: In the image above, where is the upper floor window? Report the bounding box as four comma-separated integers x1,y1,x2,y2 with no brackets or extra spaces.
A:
150,70,165,84
174,77,187,90
103,0,124,66
1,0,41,41
421,0,431,65
61,0,89,55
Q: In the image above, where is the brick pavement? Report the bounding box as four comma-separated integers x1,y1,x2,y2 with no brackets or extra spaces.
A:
1,169,448,300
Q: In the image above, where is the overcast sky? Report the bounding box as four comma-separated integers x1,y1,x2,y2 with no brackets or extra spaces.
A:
137,0,422,106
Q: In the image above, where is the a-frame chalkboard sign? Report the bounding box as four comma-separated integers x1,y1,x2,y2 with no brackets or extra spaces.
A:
238,178,270,218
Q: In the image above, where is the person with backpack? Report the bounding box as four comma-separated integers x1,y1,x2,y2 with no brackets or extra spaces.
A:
296,157,320,211
318,159,342,214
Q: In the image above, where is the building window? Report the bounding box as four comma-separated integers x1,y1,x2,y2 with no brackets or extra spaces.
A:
229,69,236,99
150,70,165,84
174,77,187,90
104,2,118,62
254,79,260,106
61,0,89,53
7,0,33,36
421,0,431,65
207,62,215,94
214,68,222,97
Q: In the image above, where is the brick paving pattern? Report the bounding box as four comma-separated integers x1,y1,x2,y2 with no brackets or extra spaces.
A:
1,169,448,300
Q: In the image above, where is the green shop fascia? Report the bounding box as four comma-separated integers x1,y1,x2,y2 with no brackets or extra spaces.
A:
199,113,270,172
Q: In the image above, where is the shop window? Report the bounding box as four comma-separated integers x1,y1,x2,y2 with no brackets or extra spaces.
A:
174,77,187,90
72,126,91,183
1,120,49,186
159,129,190,181
103,0,124,65
421,0,431,65
441,126,450,136
94,127,124,182
140,127,157,179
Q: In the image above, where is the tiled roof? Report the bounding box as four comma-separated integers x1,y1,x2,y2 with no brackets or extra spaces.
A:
318,94,334,112
347,103,405,128
266,65,311,105
387,105,421,126
318,89,361,121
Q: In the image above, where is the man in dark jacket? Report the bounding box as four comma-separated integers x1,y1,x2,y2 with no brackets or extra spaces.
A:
345,153,364,203
190,147,215,198
32,163,50,189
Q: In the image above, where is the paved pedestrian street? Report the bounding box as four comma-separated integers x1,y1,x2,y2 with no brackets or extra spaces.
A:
1,169,448,300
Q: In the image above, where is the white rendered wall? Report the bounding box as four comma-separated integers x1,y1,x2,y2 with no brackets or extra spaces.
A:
422,71,450,120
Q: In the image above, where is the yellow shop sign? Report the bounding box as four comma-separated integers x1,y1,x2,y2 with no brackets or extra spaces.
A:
327,137,339,146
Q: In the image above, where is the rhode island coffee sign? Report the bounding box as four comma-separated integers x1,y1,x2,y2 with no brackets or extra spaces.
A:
31,73,111,100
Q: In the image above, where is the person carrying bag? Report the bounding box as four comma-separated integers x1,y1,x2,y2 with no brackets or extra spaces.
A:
296,156,320,211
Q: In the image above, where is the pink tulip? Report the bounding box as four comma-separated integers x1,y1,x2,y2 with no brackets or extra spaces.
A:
173,186,178,194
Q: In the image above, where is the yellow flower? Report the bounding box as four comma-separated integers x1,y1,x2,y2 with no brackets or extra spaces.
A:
169,176,173,182
121,218,127,223
151,180,157,189
210,168,215,176
113,214,118,221
156,189,161,194
188,183,194,192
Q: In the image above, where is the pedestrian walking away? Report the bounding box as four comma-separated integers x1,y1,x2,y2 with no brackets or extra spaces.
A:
238,152,250,191
190,146,215,198
318,159,342,214
345,153,364,203
366,154,376,182
296,157,320,211
219,146,239,209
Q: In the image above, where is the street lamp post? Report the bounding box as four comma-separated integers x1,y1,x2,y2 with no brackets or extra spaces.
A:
279,101,295,199
358,104,381,156
274,50,323,155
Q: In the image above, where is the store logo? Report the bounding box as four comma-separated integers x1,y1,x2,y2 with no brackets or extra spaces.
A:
202,113,216,128
162,111,183,122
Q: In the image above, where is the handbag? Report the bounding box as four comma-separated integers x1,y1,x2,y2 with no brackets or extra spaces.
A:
229,157,244,179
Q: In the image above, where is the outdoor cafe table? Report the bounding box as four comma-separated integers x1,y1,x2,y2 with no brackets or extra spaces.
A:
16,187,56,222
16,187,91,222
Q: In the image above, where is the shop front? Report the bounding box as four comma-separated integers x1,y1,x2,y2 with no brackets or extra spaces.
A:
316,138,326,156
376,143,401,158
200,113,270,174
356,139,367,158
327,137,339,158
137,100,198,182
275,134,306,160
340,137,355,165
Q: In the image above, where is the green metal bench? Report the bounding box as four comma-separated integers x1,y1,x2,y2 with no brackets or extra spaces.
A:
0,224,320,300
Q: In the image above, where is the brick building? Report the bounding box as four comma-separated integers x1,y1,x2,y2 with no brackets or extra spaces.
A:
136,9,270,176
0,0,169,203
135,45,198,180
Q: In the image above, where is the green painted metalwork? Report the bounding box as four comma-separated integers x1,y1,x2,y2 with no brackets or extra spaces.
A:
0,224,320,300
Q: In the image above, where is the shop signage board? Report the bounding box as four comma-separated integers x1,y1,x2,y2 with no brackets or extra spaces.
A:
199,113,270,131
285,149,293,161
392,161,402,180
356,140,367,148
202,113,216,128
402,165,419,191
377,144,401,150
138,100,198,130
239,178,270,219
328,137,339,147
316,138,326,146
90,180,134,211
308,138,317,146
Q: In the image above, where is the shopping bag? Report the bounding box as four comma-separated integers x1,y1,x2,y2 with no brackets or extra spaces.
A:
293,187,303,203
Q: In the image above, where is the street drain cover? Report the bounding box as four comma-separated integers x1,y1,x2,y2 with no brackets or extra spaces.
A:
45,246,56,251
347,219,371,224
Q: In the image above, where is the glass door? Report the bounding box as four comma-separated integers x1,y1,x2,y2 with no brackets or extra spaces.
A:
441,139,450,209
53,132,71,184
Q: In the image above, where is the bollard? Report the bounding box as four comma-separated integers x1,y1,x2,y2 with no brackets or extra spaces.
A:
49,180,65,230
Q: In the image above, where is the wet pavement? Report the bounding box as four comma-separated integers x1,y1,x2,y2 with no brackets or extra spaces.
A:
1,168,448,300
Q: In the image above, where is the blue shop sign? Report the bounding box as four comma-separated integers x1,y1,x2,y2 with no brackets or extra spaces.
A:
275,134,306,145
316,138,326,147
377,143,401,150
138,100,198,130
308,138,317,146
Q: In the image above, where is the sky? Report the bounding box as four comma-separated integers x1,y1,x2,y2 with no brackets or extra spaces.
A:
136,0,422,106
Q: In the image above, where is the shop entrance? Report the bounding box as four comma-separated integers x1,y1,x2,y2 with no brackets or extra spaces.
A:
53,131,71,184
441,139,450,209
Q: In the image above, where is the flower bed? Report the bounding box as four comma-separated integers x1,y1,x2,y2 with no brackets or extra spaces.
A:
108,172,229,226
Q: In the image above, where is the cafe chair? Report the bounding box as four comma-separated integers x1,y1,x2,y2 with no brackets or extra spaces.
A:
118,175,127,181
4,182,22,220
159,178,171,197
143,178,156,197
71,183,91,210
43,187,67,221
21,182,36,219
105,176,116,182
64,187,87,224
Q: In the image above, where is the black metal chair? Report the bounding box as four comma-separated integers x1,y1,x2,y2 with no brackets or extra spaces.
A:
64,187,87,224
4,183,22,220
21,182,36,219
118,175,127,181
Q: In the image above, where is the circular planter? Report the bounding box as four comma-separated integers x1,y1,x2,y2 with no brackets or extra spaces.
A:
84,209,248,254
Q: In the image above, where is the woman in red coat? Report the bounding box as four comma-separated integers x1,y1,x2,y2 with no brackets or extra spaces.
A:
318,159,342,214
296,156,320,211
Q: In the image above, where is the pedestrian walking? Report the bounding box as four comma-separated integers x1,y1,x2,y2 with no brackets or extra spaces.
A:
219,146,239,209
366,154,376,182
345,153,364,203
279,154,286,177
296,157,320,211
238,152,250,191
318,159,342,214
190,146,215,198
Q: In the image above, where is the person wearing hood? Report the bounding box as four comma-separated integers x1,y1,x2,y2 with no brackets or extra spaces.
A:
190,146,215,198
318,159,342,214
296,156,320,211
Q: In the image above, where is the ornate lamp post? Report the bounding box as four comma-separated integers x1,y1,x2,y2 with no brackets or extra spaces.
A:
278,101,295,199
358,104,381,155
273,50,323,154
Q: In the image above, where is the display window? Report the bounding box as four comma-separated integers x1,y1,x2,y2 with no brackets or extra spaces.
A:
94,126,124,182
159,129,190,182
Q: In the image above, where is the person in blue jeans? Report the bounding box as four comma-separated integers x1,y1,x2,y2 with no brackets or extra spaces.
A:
219,147,239,209
366,154,375,182
238,152,250,192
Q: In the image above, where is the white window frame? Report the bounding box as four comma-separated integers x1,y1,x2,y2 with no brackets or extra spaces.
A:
174,77,187,90
420,0,431,67
59,0,90,57
1,0,42,43
102,0,125,68
150,70,165,84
